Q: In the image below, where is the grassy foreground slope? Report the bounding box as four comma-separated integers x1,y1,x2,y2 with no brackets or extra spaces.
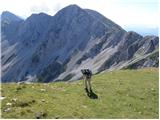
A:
1,68,158,119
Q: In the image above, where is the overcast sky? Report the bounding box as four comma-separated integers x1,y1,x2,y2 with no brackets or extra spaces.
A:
0,0,158,35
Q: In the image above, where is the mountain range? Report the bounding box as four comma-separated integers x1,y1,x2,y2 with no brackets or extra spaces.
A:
1,4,159,82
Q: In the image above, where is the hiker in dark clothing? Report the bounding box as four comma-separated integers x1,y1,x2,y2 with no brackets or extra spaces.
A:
81,69,92,93
81,69,98,99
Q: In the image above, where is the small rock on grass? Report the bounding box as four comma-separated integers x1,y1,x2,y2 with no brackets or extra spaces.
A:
151,88,155,91
54,116,60,119
82,105,87,108
6,102,12,106
138,111,142,114
11,98,17,102
40,89,46,92
3,107,11,112
43,83,49,86
41,99,45,102
35,111,47,119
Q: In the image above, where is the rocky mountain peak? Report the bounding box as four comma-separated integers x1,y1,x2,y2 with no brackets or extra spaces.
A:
57,4,82,13
1,11,23,23
53,4,84,23
24,12,52,26
1,5,159,82
27,12,51,20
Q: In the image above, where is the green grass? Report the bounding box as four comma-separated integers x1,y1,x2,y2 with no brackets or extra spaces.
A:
1,68,159,119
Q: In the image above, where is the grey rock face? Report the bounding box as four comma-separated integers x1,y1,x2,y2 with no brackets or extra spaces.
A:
123,50,159,69
1,5,159,82
1,11,24,47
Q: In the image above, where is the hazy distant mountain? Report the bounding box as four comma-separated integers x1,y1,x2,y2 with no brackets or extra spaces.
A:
1,4,159,82
124,25,158,36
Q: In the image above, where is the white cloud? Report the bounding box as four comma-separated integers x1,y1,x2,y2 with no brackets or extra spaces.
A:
30,3,50,13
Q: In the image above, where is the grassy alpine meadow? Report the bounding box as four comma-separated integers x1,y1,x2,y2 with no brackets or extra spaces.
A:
1,68,159,119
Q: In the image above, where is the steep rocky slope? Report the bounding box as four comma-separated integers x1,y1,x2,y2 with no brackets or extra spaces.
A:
1,5,159,82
